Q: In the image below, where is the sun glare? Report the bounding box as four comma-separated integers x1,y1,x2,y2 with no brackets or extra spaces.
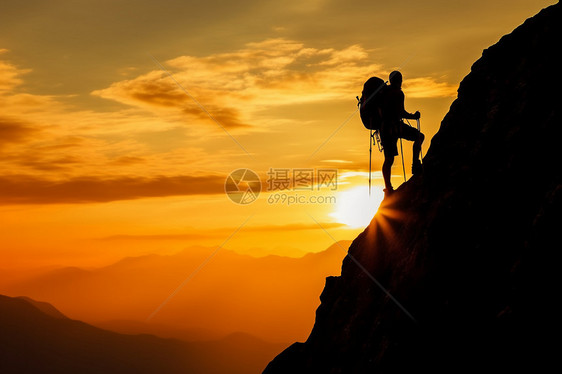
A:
330,186,384,228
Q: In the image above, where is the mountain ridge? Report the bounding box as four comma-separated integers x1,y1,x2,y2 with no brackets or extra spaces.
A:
16,296,68,319
1,240,352,343
0,294,288,374
264,3,561,373
0,294,192,374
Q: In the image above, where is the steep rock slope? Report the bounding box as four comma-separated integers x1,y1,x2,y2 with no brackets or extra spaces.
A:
265,3,561,373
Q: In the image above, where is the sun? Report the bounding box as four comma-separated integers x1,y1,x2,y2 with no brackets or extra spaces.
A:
330,186,384,228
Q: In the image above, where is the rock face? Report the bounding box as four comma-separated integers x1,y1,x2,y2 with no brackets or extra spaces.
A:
264,3,561,373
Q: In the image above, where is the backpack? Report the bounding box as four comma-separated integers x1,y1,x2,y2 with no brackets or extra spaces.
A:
358,76,387,131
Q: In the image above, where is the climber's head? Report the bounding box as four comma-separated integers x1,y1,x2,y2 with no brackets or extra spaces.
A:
389,71,402,88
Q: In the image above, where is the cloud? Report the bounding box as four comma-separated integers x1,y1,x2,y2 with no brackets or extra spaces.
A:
92,70,250,129
318,45,369,66
320,159,353,164
91,39,385,129
98,233,217,242
246,222,345,232
0,39,458,186
97,222,346,242
0,57,30,92
0,174,226,205
111,156,146,166
14,154,82,172
93,38,457,136
404,77,458,98
0,117,40,149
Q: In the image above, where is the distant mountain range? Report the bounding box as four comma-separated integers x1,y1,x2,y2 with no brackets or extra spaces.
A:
0,294,286,374
1,241,351,343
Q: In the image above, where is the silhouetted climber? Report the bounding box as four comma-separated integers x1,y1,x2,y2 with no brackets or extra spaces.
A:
381,71,424,195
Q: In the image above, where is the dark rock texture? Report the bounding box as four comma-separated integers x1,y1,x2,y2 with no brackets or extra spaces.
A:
264,3,561,373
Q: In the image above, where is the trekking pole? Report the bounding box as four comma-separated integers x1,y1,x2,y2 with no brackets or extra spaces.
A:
417,118,424,160
369,129,372,196
399,138,406,182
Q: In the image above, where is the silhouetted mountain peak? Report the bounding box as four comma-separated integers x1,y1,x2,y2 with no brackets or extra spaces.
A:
265,3,561,373
0,294,193,374
17,296,68,319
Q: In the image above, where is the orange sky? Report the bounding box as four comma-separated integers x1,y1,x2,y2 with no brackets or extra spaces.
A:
0,0,554,271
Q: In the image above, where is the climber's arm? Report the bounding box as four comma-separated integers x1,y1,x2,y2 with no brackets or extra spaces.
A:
399,91,420,119
403,110,421,120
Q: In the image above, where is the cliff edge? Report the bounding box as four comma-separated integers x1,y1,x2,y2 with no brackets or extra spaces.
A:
265,3,561,373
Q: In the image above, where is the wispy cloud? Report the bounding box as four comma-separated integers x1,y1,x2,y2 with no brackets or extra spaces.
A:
93,70,250,129
404,77,457,98
0,174,225,205
0,40,457,190
97,222,346,242
0,54,30,92
0,117,40,149
92,39,385,127
93,38,456,141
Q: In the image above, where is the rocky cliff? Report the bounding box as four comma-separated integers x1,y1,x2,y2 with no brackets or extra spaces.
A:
265,3,561,373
